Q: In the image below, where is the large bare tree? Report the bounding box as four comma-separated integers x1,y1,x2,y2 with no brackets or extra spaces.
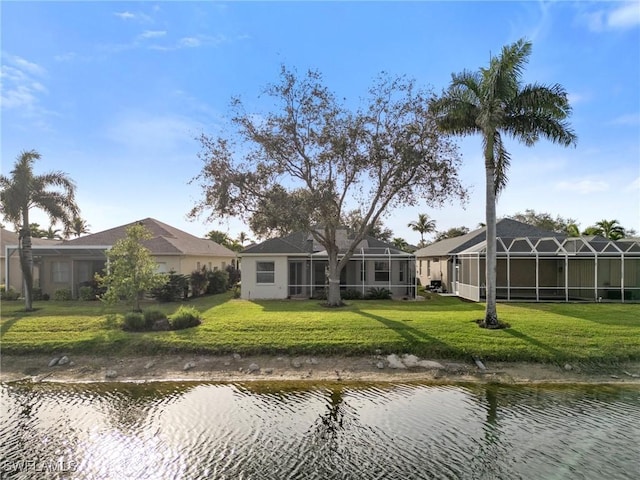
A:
191,67,466,306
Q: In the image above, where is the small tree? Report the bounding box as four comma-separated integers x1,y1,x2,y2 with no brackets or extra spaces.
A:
97,224,165,311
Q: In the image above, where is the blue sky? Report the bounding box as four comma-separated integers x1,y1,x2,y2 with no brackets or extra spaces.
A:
2,1,639,244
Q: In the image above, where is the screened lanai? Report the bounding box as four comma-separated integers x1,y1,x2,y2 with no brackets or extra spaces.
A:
286,246,416,299
454,237,640,302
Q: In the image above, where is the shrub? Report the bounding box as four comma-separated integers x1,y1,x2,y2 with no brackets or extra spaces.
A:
54,288,73,301
79,286,95,301
225,264,241,285
189,268,209,297
341,289,363,300
32,287,43,301
143,308,167,327
170,306,202,330
42,293,50,301
122,311,146,331
206,269,229,294
366,287,392,300
151,271,189,302
232,283,241,299
0,285,20,301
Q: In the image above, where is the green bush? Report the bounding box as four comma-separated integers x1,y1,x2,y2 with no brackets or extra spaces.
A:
225,264,241,285
341,289,363,300
54,288,73,301
170,306,202,330
189,268,209,297
206,269,229,294
32,287,43,301
366,287,392,300
79,286,95,301
232,283,241,299
143,308,167,328
0,285,20,301
122,311,146,331
151,271,189,302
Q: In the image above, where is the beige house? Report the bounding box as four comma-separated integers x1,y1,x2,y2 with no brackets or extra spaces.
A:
3,218,236,298
1,228,59,291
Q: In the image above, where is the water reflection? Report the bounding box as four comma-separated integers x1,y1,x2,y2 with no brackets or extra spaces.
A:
1,381,639,480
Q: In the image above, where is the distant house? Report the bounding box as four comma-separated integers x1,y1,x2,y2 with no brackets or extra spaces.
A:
239,229,416,300
415,218,640,302
1,228,58,292
3,218,236,298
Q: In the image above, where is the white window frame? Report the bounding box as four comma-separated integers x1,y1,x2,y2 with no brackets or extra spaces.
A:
52,261,70,283
256,261,275,284
374,260,389,282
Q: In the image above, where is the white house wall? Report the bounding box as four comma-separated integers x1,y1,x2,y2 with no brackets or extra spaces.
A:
241,256,289,300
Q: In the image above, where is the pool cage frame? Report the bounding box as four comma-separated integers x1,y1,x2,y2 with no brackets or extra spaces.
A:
453,237,640,302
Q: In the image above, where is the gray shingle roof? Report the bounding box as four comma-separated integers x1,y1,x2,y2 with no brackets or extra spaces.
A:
414,218,564,257
61,218,236,257
241,229,411,256
1,228,63,255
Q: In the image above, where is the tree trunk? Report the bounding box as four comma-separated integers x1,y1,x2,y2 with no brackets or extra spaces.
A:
18,220,34,312
484,157,498,327
326,249,343,307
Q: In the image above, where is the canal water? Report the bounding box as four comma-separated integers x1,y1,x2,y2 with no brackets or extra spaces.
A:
1,381,638,479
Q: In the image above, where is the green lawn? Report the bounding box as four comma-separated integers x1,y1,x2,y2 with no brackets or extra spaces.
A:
1,293,639,364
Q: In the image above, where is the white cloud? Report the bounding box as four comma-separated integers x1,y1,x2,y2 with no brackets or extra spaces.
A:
0,56,49,114
625,177,640,192
609,113,640,126
608,2,640,29
580,2,640,32
555,179,609,194
54,52,77,62
138,30,167,40
179,37,201,48
114,11,136,20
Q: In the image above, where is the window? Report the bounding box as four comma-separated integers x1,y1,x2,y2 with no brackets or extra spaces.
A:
222,261,226,269
196,261,201,271
374,261,389,282
360,261,366,282
208,262,212,270
427,260,431,277
256,261,275,284
399,262,406,282
156,262,168,273
52,261,70,283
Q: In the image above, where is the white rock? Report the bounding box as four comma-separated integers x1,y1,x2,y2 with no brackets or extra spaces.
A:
57,356,70,366
248,363,260,373
105,370,117,378
183,362,196,371
48,357,60,367
307,358,319,365
401,354,420,368
374,349,382,355
264,368,274,374
144,361,155,369
232,353,242,361
386,354,407,369
564,363,573,371
223,361,231,366
417,360,445,370
292,361,302,368
376,362,385,369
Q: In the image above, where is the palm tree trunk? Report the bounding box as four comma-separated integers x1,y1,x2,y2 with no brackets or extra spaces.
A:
484,161,498,327
18,217,34,312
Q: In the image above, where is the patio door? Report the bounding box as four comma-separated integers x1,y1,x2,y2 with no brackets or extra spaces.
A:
289,261,304,297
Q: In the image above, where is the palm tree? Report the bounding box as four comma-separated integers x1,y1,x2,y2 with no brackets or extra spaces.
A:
565,223,580,237
43,225,64,240
391,237,409,251
65,216,90,238
407,214,436,245
0,150,79,311
430,39,576,327
594,219,625,240
237,231,251,246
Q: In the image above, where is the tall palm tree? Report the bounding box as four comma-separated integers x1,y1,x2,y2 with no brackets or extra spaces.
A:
237,231,251,246
595,219,625,240
391,237,409,251
65,216,90,238
430,39,576,327
407,213,436,245
0,150,79,311
43,225,64,240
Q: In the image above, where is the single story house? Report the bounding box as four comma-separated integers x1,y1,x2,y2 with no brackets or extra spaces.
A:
3,218,237,298
415,218,640,302
1,228,58,291
239,229,416,300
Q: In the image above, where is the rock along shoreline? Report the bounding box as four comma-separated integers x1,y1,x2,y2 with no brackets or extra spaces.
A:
2,353,640,385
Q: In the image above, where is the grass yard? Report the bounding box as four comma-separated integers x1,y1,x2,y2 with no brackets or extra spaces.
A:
1,293,639,365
